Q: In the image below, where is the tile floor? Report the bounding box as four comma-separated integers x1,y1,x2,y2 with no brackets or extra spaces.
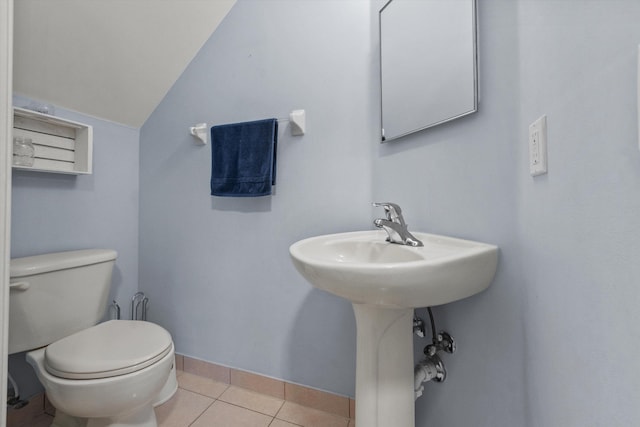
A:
15,370,355,427
158,371,354,427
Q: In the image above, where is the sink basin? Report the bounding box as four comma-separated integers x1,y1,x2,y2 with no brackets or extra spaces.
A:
289,230,498,308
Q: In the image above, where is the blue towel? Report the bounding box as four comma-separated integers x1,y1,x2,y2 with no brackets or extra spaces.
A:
210,118,278,197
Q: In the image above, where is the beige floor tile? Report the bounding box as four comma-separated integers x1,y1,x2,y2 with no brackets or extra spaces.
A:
44,394,56,416
175,354,184,372
276,402,349,427
183,356,231,383
13,369,354,427
284,383,350,418
191,400,273,427
155,388,214,427
178,371,229,398
231,369,285,399
219,385,284,417
269,419,301,427
7,393,45,427
22,414,53,427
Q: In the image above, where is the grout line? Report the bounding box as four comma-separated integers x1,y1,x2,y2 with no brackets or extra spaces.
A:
268,416,303,427
273,401,351,426
187,399,276,426
179,354,353,408
224,401,275,422
175,366,356,422
187,396,217,427
274,400,286,418
208,397,279,420
216,390,286,418
273,400,285,420
175,374,230,400
175,383,278,423
186,383,229,401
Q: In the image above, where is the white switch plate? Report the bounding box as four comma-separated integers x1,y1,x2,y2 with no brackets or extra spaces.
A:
529,115,547,176
637,45,640,150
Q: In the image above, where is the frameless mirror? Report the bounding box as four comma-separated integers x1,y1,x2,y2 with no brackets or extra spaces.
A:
379,0,478,142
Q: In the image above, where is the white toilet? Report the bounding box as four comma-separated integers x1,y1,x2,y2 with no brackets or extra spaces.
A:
9,249,177,427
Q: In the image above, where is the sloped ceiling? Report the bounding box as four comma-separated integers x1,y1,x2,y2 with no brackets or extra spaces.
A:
13,0,236,128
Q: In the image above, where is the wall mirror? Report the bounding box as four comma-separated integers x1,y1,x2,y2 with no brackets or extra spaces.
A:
379,0,478,142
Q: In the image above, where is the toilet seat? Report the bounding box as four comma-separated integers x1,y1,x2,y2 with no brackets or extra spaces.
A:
45,320,173,380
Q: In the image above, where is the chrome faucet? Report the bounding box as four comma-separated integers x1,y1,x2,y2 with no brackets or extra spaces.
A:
372,202,423,247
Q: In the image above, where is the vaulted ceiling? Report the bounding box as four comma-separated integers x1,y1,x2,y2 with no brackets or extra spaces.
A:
13,0,236,127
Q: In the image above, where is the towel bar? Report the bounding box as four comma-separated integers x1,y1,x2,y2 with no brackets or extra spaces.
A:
190,109,306,145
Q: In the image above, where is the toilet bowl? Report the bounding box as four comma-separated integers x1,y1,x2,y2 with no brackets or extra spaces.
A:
27,320,175,427
9,250,177,427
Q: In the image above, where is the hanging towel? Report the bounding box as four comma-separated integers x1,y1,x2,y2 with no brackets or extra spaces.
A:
210,118,278,197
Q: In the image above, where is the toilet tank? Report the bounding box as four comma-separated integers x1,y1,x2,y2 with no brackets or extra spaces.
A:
9,249,118,355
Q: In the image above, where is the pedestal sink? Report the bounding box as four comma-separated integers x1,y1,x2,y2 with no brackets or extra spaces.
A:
289,230,498,427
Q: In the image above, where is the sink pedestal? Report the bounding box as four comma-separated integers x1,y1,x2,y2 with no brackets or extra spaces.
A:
352,304,414,427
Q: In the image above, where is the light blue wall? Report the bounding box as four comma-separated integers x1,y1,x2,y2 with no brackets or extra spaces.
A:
142,0,640,425
372,1,526,425
139,0,373,396
372,1,640,426
10,95,141,396
7,0,631,425
11,95,140,307
516,2,640,426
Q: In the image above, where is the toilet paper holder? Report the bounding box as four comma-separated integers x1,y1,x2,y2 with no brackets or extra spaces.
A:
110,300,121,320
131,292,148,321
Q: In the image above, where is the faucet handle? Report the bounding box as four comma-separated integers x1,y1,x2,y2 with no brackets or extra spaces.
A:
372,202,403,222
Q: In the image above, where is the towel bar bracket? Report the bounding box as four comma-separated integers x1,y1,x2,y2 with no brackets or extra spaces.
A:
190,123,208,145
288,109,305,136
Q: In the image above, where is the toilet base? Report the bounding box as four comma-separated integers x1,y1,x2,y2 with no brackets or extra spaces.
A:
47,358,178,427
27,339,177,427
51,412,87,427
52,405,156,427
152,359,178,407
87,405,156,427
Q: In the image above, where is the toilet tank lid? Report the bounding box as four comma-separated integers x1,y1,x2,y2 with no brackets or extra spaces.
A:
10,249,118,278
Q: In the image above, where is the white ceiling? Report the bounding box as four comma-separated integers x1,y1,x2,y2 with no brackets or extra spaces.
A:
13,0,236,128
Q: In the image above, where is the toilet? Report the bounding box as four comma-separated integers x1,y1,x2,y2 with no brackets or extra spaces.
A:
9,249,177,427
